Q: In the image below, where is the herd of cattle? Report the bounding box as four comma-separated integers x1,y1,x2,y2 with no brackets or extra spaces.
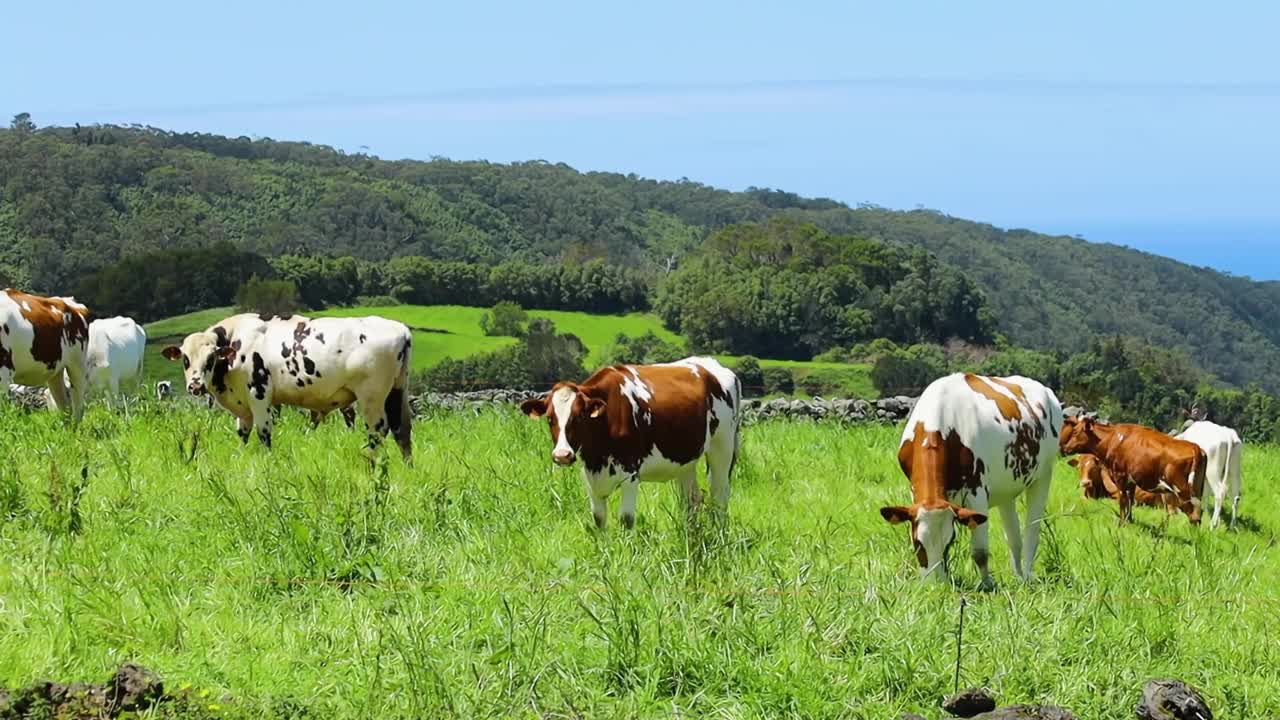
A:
1,289,1249,588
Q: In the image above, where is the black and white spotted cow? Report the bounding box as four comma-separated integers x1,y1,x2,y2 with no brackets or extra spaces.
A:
162,313,413,457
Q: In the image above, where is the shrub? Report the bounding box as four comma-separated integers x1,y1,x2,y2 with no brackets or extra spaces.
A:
762,367,794,396
480,301,529,337
235,276,300,317
734,356,765,397
599,331,686,367
871,344,948,397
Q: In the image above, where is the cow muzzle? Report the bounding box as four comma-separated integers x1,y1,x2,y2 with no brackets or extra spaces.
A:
188,382,207,396
552,449,576,466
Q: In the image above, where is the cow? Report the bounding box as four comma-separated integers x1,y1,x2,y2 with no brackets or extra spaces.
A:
1068,453,1169,509
156,380,173,401
162,312,413,457
0,290,91,422
880,373,1063,587
1172,420,1243,528
521,357,741,530
45,316,146,405
1059,416,1205,525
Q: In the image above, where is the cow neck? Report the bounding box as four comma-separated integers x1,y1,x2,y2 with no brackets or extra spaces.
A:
904,424,950,505
576,384,617,471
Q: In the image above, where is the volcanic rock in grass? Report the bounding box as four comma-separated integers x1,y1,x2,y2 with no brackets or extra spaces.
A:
973,706,1077,720
901,714,928,720
1136,679,1213,720
106,662,165,713
945,688,999,717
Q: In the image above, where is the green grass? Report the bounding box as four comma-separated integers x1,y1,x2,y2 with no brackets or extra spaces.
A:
1,402,1277,717
140,305,872,397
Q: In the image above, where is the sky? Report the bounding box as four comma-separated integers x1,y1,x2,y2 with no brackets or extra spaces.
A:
4,1,1279,278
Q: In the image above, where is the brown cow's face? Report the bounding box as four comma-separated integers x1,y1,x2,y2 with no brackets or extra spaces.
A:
161,331,233,397
1068,455,1109,499
521,384,606,466
880,502,987,582
1058,416,1097,455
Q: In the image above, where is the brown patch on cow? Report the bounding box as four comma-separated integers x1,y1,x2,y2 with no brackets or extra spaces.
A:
899,421,985,498
1007,423,1041,482
8,291,90,370
963,373,1022,421
0,339,12,370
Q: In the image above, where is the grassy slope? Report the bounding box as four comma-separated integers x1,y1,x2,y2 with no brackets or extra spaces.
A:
142,306,874,397
0,403,1276,717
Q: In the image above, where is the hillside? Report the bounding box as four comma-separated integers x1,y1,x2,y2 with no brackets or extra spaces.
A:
4,121,1280,389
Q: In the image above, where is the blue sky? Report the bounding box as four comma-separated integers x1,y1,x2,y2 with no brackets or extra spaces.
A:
4,1,1279,278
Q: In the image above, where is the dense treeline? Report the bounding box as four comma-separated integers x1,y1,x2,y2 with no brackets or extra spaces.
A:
656,219,993,358
5,118,1280,389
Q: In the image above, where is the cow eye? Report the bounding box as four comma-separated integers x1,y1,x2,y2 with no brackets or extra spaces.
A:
182,356,190,369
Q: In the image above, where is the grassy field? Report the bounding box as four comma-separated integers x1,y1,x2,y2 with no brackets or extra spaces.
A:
140,305,873,397
1,402,1277,717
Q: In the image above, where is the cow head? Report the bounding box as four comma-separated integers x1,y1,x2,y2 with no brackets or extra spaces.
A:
1058,415,1101,455
161,331,236,397
879,502,987,582
521,383,606,466
1068,454,1110,499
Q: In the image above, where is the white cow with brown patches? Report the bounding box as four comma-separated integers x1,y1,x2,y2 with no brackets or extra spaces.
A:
0,290,91,422
881,373,1063,587
162,313,413,457
522,357,742,529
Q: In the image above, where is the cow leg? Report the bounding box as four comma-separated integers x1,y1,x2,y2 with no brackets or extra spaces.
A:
1117,477,1135,525
969,496,995,590
64,362,87,424
1211,484,1225,529
619,474,640,530
996,500,1022,584
706,438,734,512
341,405,357,429
46,375,71,414
679,463,703,517
235,415,252,444
584,473,610,530
1020,472,1053,582
1231,494,1241,529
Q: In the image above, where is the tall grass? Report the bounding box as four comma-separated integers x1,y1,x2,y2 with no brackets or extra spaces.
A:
0,400,1276,717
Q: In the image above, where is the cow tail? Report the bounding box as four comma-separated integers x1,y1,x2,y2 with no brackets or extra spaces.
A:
1192,450,1207,502
729,371,743,478
385,332,413,460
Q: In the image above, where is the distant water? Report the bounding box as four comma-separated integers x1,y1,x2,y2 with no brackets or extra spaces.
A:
1049,226,1280,282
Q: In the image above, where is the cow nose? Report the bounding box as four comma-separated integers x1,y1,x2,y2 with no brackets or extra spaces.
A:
552,449,575,465
188,382,205,395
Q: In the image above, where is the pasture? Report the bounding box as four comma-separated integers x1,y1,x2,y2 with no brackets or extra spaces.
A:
139,305,875,397
1,402,1276,718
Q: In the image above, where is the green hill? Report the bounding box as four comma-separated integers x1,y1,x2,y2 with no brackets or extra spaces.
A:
142,305,872,397
5,121,1279,389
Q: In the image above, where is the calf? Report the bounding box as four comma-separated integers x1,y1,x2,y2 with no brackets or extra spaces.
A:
522,357,741,530
1173,420,1243,528
0,290,90,422
162,313,412,457
880,373,1063,587
1068,453,1169,509
1059,416,1205,525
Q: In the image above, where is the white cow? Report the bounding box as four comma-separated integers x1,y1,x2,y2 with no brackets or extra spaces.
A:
162,313,413,457
85,316,146,394
1174,420,1243,528
881,373,1063,587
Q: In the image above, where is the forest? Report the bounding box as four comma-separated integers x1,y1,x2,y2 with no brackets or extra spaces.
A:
4,115,1280,414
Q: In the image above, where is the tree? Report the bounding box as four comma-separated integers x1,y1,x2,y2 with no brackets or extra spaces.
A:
598,331,685,366
10,113,34,135
734,356,765,397
480,301,529,337
870,345,948,397
235,276,300,318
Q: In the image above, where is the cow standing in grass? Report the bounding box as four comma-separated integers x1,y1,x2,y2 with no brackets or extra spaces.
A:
1069,453,1169,509
880,373,1063,587
1059,416,1205,525
1173,420,1243,528
522,357,742,530
0,290,91,423
162,313,413,457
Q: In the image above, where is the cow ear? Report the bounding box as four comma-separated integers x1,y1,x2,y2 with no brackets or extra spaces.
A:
161,346,182,361
1066,457,1079,468
879,506,914,524
521,395,548,419
218,344,237,362
954,507,988,528
953,507,988,528
586,397,607,418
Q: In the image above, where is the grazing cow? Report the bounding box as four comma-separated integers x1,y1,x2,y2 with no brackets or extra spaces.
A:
162,313,413,457
521,357,741,530
1172,421,1243,528
1059,416,1205,525
0,290,90,422
1068,453,1168,508
46,316,147,404
880,373,1063,587
156,380,173,401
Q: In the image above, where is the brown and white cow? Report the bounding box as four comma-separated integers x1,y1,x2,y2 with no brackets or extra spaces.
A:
1068,453,1169,509
1059,416,1205,525
521,357,741,530
0,290,91,422
880,373,1063,587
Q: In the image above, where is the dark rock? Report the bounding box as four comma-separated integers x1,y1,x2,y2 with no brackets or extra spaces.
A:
1136,679,1213,720
945,688,998,717
106,663,165,713
974,706,1076,720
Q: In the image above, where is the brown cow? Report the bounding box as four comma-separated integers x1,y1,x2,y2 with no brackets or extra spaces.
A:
1059,416,1205,525
1067,453,1170,509
521,357,741,530
0,290,91,422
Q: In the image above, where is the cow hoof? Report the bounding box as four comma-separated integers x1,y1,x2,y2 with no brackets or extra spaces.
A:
977,577,996,592
621,513,635,530
592,515,606,530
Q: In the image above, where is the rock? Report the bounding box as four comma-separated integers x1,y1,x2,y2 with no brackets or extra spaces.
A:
901,714,928,720
944,688,998,717
973,706,1076,720
106,663,164,713
1136,679,1213,720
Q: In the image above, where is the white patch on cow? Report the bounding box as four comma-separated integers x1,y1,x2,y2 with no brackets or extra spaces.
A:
620,367,653,426
50,307,62,318
19,301,30,311
915,507,956,580
551,386,577,459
